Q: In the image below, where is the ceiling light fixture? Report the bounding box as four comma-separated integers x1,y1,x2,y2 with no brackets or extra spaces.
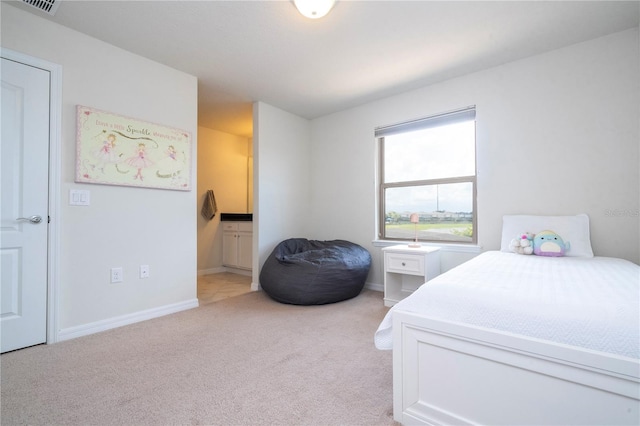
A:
293,0,336,19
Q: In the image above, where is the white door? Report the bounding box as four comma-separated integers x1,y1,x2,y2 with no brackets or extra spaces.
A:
1,57,50,353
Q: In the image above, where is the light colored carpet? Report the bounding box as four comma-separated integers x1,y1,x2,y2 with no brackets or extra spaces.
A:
1,289,396,426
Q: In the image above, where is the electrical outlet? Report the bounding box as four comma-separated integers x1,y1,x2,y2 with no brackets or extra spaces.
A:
111,267,123,283
140,265,150,279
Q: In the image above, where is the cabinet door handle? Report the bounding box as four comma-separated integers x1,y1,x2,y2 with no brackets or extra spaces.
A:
402,262,406,266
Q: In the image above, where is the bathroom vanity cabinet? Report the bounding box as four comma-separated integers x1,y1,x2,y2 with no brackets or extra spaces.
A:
222,221,252,270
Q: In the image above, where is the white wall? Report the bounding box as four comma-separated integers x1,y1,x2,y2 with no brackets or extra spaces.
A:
253,102,311,286
197,126,251,274
309,28,639,286
2,4,198,337
8,0,634,326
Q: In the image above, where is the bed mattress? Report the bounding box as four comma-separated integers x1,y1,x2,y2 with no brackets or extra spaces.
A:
374,251,640,359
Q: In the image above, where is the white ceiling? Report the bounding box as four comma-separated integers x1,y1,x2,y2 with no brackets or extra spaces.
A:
13,1,640,137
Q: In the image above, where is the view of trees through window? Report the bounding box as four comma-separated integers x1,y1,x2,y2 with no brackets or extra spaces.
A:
378,109,476,243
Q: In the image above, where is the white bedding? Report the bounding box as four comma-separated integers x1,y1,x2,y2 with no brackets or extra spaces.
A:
374,251,640,359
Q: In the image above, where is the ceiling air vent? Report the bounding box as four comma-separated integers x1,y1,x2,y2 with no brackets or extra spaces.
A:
22,0,60,16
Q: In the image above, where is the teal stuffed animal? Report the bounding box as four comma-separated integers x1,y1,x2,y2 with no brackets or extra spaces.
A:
533,230,569,257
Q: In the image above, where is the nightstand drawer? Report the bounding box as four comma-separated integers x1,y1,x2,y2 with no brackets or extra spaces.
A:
385,253,425,276
382,245,441,307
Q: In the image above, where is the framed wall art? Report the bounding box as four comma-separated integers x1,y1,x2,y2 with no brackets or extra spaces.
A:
76,105,192,191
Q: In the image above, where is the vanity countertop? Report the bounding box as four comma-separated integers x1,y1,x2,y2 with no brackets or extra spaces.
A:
220,213,253,222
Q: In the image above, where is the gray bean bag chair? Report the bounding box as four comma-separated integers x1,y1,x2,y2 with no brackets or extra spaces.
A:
259,238,372,305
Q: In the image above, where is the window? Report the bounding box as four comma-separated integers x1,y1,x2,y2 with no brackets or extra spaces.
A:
377,107,476,244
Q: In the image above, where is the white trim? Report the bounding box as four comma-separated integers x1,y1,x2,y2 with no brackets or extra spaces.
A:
372,240,482,254
200,267,258,290
0,48,63,345
198,266,252,277
223,266,252,276
197,266,227,276
57,299,200,342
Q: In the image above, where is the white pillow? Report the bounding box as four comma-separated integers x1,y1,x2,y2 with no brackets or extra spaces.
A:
500,214,594,257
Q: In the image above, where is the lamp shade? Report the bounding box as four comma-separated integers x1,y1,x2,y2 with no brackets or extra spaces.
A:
410,213,420,224
294,0,336,19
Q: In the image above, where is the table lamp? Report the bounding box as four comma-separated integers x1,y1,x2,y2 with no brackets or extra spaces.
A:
408,213,421,247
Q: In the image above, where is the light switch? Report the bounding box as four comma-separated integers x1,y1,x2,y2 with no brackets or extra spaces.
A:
70,189,90,206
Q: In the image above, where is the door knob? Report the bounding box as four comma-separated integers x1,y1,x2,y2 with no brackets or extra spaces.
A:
17,215,42,224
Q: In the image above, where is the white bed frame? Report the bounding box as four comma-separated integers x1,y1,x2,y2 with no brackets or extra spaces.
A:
392,310,640,425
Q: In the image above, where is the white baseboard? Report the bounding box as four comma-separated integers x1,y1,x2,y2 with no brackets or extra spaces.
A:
197,267,226,275
198,266,252,277
57,298,200,342
222,266,252,276
364,281,383,292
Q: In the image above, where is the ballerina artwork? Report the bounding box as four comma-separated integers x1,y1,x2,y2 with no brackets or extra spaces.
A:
94,133,118,173
125,142,154,181
154,144,186,182
167,145,177,161
76,105,191,190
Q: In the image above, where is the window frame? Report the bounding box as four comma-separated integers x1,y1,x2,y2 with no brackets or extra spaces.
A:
377,107,477,244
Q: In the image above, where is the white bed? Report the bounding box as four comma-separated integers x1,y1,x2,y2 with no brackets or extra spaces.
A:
375,216,640,425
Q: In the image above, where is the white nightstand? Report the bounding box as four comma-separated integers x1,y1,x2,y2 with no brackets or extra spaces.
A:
382,245,441,307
